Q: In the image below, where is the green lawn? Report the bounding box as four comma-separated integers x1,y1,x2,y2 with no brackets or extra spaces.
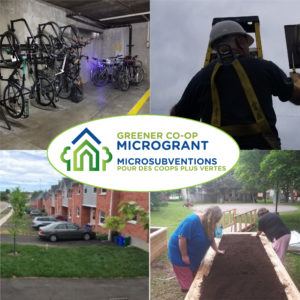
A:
1,244,148,278
151,201,191,240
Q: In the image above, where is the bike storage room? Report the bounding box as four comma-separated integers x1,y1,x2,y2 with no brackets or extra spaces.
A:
0,0,150,149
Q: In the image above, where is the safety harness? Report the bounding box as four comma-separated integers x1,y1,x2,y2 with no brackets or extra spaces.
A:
210,57,281,149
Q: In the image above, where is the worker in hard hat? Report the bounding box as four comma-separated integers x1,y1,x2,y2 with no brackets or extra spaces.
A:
170,20,300,149
168,206,225,292
256,208,291,263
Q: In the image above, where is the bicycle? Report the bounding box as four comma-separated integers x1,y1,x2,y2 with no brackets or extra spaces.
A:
118,55,144,91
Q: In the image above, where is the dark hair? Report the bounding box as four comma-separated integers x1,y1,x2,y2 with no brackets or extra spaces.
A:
257,208,269,218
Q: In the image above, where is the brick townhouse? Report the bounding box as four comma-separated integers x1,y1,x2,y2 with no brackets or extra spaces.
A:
31,178,149,250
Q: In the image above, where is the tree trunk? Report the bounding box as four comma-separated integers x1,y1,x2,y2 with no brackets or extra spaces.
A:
263,191,267,204
13,232,16,255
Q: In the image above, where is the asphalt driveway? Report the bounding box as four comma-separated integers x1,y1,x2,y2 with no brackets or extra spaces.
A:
0,234,113,247
1,278,149,300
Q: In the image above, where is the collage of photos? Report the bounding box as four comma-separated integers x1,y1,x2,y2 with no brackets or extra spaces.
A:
0,0,300,300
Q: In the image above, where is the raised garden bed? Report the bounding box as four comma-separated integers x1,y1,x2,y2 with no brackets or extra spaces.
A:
150,226,168,263
186,233,300,300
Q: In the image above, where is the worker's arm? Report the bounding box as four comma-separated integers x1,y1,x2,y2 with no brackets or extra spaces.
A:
289,72,300,105
211,239,225,254
178,235,190,265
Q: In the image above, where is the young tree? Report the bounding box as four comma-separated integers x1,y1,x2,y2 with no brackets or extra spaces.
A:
7,187,27,255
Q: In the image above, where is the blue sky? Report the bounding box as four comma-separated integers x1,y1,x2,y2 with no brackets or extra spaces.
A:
0,151,62,192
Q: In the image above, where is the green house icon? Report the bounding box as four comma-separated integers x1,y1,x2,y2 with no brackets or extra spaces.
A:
61,128,112,172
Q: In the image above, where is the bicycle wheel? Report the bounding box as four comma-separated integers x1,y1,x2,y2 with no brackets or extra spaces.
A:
0,31,20,64
134,66,144,84
93,67,108,87
31,33,54,58
57,74,73,99
118,70,130,91
70,83,84,103
111,67,120,89
3,83,25,119
36,77,55,106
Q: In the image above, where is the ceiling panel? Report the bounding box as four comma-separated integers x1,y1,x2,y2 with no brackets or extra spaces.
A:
42,0,149,28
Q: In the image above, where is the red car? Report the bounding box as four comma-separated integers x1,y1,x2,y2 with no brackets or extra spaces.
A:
183,203,194,207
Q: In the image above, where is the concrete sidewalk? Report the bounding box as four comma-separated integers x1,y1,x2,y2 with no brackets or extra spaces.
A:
1,278,149,300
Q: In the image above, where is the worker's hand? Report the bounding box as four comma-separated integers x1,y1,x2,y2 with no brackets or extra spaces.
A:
217,249,225,255
290,72,300,84
182,255,190,265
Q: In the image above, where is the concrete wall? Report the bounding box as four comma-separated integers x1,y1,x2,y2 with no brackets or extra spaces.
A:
101,22,150,80
0,0,150,89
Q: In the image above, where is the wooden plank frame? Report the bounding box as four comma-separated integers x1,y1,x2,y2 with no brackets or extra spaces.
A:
185,232,300,300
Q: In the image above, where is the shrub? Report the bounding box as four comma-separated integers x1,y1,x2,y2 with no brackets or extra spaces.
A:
96,233,109,241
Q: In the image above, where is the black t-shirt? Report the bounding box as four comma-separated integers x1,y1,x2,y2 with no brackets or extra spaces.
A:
173,56,294,148
258,212,290,241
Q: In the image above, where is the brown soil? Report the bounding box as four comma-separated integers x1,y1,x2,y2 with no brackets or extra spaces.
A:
199,234,287,300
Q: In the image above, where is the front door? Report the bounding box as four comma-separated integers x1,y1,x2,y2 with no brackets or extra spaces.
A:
90,208,95,225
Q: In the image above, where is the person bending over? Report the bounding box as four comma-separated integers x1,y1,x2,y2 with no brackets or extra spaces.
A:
168,206,225,292
256,207,291,263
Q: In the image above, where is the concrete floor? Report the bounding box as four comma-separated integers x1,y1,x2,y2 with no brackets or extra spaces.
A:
0,81,149,150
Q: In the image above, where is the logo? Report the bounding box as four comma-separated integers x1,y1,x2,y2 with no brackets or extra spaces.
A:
60,128,113,172
48,115,240,192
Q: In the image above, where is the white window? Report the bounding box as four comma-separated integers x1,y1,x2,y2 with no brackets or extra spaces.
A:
93,187,97,193
99,211,105,225
84,188,87,193
100,189,107,195
76,207,80,217
127,215,137,225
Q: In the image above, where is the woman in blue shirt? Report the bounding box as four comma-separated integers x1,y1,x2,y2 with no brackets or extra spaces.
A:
168,206,225,292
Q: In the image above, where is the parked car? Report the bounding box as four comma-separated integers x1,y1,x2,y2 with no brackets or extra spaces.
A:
32,216,58,230
55,215,67,221
39,222,96,242
30,210,43,216
26,207,33,214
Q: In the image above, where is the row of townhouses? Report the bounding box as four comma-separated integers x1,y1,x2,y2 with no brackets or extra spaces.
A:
30,178,149,251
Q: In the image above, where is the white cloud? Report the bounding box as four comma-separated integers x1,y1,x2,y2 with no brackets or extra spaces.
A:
0,151,62,192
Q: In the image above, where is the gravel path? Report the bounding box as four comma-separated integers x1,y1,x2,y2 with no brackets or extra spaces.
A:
192,203,298,214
